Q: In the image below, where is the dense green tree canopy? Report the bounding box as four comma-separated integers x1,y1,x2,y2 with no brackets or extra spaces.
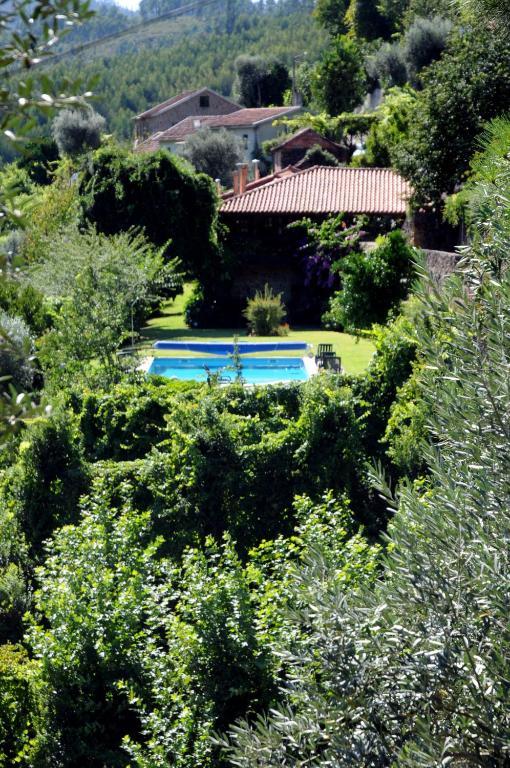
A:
78,146,221,282
396,27,510,205
234,54,291,107
312,35,366,115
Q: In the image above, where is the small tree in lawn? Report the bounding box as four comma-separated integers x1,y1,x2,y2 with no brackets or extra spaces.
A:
183,127,244,186
244,284,287,336
52,109,106,158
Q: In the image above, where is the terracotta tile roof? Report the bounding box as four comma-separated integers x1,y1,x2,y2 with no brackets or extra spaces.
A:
134,133,164,153
154,107,301,142
221,166,411,216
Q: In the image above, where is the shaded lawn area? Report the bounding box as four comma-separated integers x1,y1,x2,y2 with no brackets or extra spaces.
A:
140,286,375,376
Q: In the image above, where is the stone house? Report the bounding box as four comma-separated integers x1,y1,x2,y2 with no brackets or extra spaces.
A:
133,87,241,145
135,106,302,164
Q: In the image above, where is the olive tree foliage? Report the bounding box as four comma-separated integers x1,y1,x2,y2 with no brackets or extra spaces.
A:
183,128,244,186
52,108,106,157
369,14,452,89
0,0,93,221
221,122,510,767
0,0,93,445
403,15,452,86
0,312,34,392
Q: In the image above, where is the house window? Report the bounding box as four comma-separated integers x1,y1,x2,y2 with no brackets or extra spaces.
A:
199,94,210,108
243,134,249,149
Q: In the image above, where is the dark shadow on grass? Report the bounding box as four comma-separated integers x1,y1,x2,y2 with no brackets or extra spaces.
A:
140,325,322,342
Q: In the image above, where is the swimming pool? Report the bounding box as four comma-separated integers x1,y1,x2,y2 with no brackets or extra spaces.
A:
147,357,311,385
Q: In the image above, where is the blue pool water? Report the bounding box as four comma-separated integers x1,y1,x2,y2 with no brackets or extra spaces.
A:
148,357,309,385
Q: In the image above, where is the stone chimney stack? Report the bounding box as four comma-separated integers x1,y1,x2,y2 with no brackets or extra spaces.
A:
237,163,249,194
252,159,260,181
232,169,241,196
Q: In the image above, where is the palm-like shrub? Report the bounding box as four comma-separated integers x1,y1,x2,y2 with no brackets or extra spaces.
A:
243,284,287,336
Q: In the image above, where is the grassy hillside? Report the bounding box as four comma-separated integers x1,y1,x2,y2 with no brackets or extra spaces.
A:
48,9,327,139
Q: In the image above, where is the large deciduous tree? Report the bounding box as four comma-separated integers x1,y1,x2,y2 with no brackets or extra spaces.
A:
78,146,221,283
312,35,366,115
234,55,291,107
396,27,510,206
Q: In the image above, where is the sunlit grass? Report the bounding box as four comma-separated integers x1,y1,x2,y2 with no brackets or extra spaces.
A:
140,285,375,376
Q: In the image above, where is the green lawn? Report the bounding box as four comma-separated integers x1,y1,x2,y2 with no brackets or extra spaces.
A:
140,286,375,376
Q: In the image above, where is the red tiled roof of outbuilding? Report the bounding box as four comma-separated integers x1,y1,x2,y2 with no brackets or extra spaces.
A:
221,166,411,216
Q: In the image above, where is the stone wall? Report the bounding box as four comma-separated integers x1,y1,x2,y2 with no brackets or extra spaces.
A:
422,249,461,285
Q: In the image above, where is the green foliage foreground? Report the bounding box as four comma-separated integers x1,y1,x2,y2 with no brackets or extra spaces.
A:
0,312,417,766
222,125,510,766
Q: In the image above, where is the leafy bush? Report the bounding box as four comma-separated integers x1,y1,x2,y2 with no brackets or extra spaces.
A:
323,230,416,331
1,412,89,560
125,537,275,768
0,278,49,337
76,378,199,461
362,87,417,168
0,644,48,768
243,284,287,336
183,128,244,186
29,502,158,768
353,309,419,463
382,365,428,476
52,108,106,157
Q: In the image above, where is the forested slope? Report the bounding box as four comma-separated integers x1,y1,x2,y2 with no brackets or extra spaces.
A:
47,5,326,139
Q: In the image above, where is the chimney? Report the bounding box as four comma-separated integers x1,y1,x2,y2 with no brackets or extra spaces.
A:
252,158,260,181
237,162,248,194
215,178,222,195
233,169,241,196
